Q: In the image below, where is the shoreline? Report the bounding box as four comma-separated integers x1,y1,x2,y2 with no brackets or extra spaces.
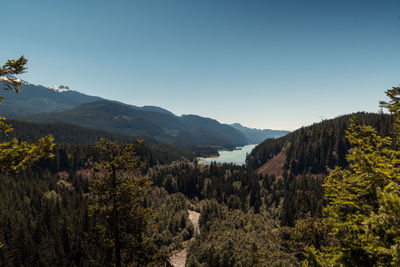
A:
196,144,258,165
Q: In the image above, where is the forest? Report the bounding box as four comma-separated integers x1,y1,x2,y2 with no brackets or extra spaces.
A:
1,57,400,266
0,141,319,265
247,112,393,175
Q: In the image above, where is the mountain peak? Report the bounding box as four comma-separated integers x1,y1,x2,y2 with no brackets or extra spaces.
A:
0,75,31,86
1,76,72,93
39,84,71,93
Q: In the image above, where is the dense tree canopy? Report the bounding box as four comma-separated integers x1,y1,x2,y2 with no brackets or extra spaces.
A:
2,56,398,266
88,138,161,266
306,87,400,266
248,112,392,175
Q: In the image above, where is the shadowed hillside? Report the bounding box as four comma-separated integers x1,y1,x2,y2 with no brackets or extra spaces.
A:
20,100,248,148
247,112,392,175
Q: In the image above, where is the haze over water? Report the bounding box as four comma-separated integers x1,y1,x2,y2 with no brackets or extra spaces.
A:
198,144,257,165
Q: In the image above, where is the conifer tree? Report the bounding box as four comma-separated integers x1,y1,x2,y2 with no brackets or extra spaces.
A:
0,56,55,173
88,138,159,266
0,56,54,249
306,87,400,266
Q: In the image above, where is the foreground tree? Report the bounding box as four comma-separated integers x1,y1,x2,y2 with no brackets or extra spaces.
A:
0,57,55,252
89,138,160,266
306,87,400,266
0,56,55,172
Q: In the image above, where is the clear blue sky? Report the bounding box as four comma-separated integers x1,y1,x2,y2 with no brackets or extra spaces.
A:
1,0,399,130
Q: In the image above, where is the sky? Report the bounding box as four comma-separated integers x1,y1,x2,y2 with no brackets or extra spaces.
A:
1,0,400,130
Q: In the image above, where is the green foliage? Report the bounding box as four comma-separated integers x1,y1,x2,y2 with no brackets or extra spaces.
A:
248,112,392,175
0,166,191,265
0,170,91,266
88,138,160,266
4,119,218,164
150,161,326,264
22,100,248,148
0,56,27,98
0,57,55,173
4,54,398,267
188,199,298,266
280,214,330,262
150,162,264,212
144,187,193,254
307,87,400,266
0,134,55,172
151,160,328,232
0,57,54,250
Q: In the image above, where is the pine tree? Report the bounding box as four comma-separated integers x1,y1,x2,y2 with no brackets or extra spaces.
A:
0,57,54,251
306,87,400,266
0,57,54,172
88,138,160,266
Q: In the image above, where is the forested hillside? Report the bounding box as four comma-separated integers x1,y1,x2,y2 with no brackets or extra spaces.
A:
0,81,103,116
20,100,248,148
0,147,320,265
0,169,193,265
2,110,394,266
2,56,400,266
7,119,154,144
0,80,260,149
247,112,392,175
5,119,219,162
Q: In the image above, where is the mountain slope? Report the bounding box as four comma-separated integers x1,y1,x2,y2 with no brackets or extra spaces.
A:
0,81,176,118
179,115,246,147
247,112,392,175
0,82,103,116
0,79,270,148
6,119,153,144
20,100,248,148
5,119,219,162
230,123,289,144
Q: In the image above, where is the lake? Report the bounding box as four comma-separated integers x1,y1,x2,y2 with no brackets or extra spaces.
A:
198,144,257,165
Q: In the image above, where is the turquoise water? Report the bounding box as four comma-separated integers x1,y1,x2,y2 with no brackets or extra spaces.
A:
198,144,257,165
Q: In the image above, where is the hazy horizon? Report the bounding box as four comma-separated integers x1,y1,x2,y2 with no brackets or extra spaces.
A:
2,0,399,130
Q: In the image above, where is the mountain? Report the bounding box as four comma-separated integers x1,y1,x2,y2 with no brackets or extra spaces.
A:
20,100,248,148
6,119,218,162
1,79,275,148
6,119,154,145
229,123,289,144
247,112,392,176
0,81,176,118
139,105,175,116
0,81,103,116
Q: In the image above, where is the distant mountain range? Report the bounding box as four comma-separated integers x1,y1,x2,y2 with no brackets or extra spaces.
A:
20,100,248,147
229,123,289,144
0,82,103,116
1,80,288,147
0,81,174,117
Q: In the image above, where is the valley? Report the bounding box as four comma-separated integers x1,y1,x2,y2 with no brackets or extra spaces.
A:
0,81,288,149
1,2,398,265
1,73,397,266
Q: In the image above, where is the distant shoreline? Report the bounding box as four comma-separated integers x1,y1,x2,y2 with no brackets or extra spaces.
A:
196,144,258,165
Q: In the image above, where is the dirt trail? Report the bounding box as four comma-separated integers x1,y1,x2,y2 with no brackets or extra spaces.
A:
169,210,200,267
169,249,187,267
188,210,200,236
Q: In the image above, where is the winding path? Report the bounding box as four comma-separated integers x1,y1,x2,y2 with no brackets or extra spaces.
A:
169,210,200,267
